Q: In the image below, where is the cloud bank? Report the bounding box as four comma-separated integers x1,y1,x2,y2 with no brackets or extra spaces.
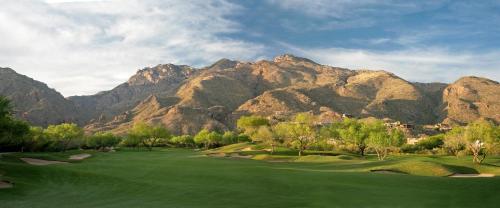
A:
0,0,498,96
0,0,264,96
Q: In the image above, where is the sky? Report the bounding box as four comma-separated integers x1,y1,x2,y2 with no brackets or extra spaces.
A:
1,0,499,96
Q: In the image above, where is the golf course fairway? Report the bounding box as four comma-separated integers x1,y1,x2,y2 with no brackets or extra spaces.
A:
1,149,499,208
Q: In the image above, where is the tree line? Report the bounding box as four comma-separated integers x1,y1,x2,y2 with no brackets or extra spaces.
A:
1,96,499,163
236,113,406,160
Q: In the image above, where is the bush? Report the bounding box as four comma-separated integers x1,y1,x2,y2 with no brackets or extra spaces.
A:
236,134,251,143
85,132,121,150
221,131,238,145
170,135,194,147
416,134,444,150
400,144,417,153
127,122,171,150
120,136,142,148
24,126,52,152
0,96,30,151
43,123,84,152
402,135,444,153
194,129,223,149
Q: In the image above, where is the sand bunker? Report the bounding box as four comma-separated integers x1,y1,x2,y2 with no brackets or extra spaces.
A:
0,180,13,189
449,173,495,178
69,153,91,160
230,153,253,159
207,153,226,158
20,158,68,166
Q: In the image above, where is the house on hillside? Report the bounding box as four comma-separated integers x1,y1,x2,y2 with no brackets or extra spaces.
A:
434,123,452,132
384,120,415,138
342,113,354,119
406,134,428,145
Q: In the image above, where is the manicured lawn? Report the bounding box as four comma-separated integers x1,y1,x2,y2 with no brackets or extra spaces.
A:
1,149,499,208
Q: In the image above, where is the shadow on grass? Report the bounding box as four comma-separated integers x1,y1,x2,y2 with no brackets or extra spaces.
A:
480,163,500,168
442,164,479,174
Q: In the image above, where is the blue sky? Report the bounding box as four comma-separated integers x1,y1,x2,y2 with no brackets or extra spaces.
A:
0,0,499,96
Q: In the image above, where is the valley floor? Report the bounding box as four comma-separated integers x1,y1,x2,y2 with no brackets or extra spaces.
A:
1,148,499,208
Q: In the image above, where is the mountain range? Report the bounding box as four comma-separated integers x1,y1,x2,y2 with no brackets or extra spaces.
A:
1,54,499,135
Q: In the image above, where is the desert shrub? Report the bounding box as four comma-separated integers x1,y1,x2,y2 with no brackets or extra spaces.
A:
221,131,238,145
24,126,52,152
416,134,444,150
194,129,223,149
127,122,171,150
121,135,142,148
170,135,195,147
400,144,417,153
43,123,84,152
85,132,121,150
236,134,251,142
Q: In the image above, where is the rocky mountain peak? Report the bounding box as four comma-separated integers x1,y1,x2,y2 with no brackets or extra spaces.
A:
3,55,499,135
0,67,17,74
206,58,239,70
127,64,195,86
273,54,317,65
453,76,499,85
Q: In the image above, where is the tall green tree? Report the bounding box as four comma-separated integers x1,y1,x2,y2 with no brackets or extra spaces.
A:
194,129,223,149
319,122,342,141
366,122,405,160
236,115,269,137
253,126,282,154
0,96,30,151
128,122,171,151
221,131,237,145
24,126,49,152
338,118,369,156
86,132,121,150
275,113,318,156
0,96,11,118
170,135,195,147
463,120,498,163
443,127,466,157
44,123,84,152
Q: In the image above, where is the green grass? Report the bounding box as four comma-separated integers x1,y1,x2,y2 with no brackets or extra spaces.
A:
1,148,500,208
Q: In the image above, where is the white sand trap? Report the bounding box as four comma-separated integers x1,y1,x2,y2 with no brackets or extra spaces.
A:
449,173,495,178
230,153,252,159
207,153,226,158
69,153,91,160
241,147,253,151
0,180,13,189
20,158,68,166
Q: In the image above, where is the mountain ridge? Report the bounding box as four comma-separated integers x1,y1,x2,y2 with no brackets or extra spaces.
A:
1,55,499,135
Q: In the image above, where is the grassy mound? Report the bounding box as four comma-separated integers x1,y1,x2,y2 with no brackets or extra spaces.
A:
371,160,454,177
294,155,360,163
207,142,256,153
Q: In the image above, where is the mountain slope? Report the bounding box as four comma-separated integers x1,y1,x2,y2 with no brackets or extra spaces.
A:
85,55,499,135
2,55,498,134
68,64,195,123
440,76,500,124
0,67,78,126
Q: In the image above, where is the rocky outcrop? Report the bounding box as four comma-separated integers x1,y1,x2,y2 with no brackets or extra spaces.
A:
440,77,500,124
68,64,195,123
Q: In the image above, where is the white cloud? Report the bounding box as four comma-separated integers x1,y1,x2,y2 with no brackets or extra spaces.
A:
267,0,444,20
284,44,500,83
0,0,265,96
